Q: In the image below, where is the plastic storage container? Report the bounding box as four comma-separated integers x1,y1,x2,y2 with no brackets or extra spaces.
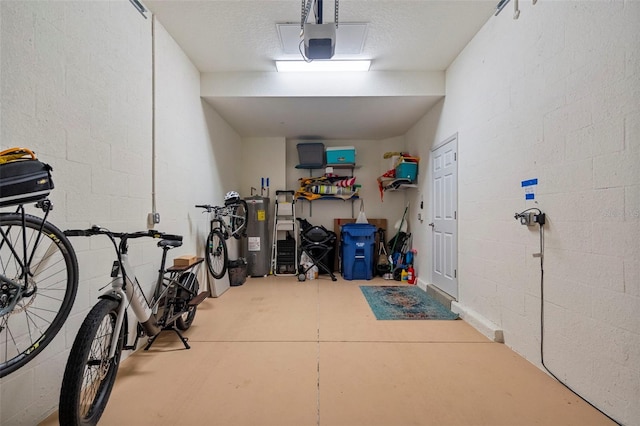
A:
341,223,376,280
395,161,418,181
326,146,356,165
297,142,325,167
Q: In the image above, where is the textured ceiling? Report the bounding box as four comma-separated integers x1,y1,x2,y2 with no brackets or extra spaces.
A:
145,0,496,140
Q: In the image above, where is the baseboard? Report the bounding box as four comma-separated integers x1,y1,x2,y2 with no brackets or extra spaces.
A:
450,301,504,343
426,284,456,310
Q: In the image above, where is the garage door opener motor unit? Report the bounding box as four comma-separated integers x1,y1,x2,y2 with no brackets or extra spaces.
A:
300,0,339,60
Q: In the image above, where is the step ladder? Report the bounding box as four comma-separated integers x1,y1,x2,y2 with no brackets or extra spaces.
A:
271,190,298,276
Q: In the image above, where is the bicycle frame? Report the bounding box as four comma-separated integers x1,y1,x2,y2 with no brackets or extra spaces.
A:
107,253,154,357
210,206,237,235
197,202,246,238
65,228,197,359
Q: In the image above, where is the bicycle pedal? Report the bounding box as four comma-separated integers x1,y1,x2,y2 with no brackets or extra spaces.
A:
188,292,209,306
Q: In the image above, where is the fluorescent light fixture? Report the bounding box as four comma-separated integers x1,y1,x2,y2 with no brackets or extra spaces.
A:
276,60,371,73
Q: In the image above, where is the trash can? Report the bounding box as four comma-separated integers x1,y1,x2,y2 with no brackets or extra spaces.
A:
341,223,376,280
228,258,247,286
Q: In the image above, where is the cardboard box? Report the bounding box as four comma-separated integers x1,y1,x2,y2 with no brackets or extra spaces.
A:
326,146,356,165
173,255,198,268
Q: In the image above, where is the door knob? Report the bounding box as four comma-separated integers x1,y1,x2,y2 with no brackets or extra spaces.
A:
428,222,435,227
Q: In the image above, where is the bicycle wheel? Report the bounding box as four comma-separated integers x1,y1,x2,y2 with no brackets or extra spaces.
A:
0,212,79,378
231,200,248,239
59,298,123,425
205,229,227,279
176,272,199,330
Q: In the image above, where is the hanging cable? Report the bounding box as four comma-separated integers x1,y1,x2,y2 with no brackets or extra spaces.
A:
525,212,623,426
298,40,313,63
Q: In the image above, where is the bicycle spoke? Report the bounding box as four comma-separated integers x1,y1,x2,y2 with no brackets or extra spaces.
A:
78,311,116,419
2,316,19,359
1,212,77,377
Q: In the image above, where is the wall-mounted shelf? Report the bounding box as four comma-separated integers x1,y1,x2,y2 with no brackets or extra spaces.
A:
295,195,360,217
379,178,417,192
326,163,360,170
294,164,361,217
295,163,360,171
382,179,417,191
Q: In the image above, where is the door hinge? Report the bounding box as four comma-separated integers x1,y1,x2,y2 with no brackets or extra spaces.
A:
454,211,457,220
454,152,457,161
454,269,457,278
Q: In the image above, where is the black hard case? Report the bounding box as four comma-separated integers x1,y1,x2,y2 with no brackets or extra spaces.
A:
0,159,54,207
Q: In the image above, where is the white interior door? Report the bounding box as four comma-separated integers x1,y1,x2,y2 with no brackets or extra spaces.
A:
431,136,458,299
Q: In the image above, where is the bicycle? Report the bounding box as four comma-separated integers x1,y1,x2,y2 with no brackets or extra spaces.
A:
195,191,248,280
0,148,79,379
58,226,208,425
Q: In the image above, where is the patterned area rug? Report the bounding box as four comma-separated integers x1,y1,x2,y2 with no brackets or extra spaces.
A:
360,286,459,320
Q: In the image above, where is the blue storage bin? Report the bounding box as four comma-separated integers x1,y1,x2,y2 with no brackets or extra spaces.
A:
326,146,356,165
395,161,418,181
341,223,376,280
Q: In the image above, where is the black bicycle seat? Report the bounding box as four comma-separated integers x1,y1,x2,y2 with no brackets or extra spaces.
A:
158,239,183,248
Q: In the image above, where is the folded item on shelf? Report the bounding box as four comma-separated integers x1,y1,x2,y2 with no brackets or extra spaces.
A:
295,175,359,200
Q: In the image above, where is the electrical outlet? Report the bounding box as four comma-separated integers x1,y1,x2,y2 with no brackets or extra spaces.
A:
515,212,536,226
515,211,545,226
521,212,535,226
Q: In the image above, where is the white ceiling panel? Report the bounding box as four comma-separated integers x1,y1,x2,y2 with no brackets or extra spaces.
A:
145,0,496,140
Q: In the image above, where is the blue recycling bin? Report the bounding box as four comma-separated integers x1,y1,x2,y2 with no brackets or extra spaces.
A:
341,223,376,280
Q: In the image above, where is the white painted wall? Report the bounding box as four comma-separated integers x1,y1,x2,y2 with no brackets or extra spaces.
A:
406,2,639,424
154,18,242,259
241,136,286,197
0,4,240,425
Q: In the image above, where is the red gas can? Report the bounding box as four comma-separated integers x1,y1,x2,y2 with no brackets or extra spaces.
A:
407,266,416,285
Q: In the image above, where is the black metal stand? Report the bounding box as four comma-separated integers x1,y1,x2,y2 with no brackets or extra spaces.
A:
144,325,190,351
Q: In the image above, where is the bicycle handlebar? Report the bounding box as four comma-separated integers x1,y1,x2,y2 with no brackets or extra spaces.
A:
195,203,234,215
64,226,183,242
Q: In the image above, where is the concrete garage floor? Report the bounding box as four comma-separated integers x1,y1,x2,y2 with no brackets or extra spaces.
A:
42,276,614,426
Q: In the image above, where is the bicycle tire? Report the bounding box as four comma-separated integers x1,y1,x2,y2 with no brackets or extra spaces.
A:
231,199,248,239
205,229,228,279
176,272,199,330
0,212,79,378
59,298,123,426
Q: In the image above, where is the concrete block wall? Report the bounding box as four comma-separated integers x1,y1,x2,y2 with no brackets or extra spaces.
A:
406,1,639,424
0,3,240,425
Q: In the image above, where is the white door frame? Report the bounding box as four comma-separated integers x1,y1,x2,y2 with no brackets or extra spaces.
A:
430,134,458,299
